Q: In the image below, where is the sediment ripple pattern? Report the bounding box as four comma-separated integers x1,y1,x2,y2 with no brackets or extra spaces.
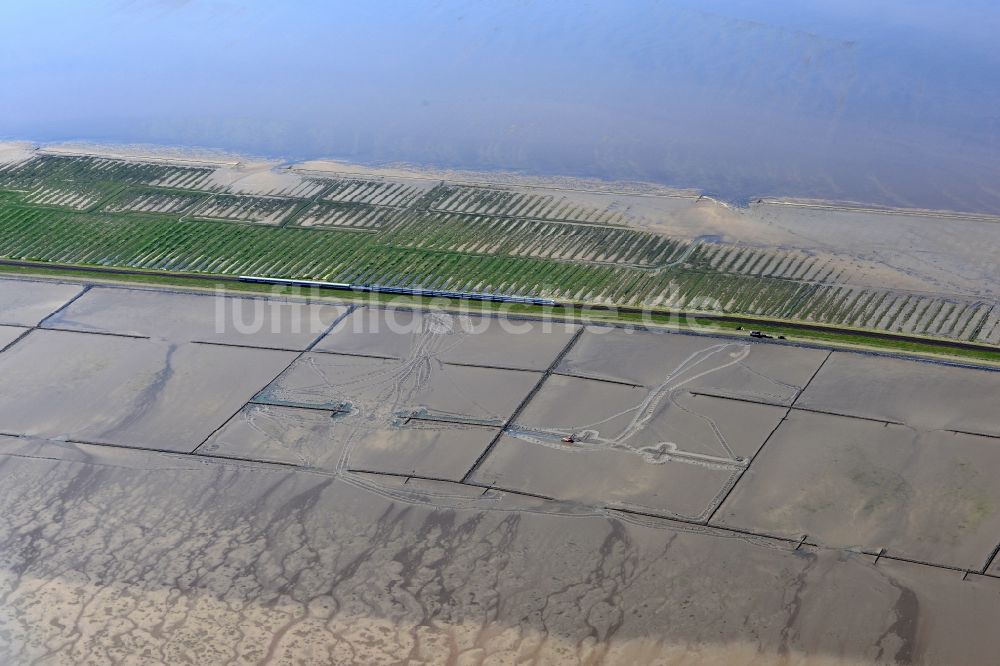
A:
0,445,982,664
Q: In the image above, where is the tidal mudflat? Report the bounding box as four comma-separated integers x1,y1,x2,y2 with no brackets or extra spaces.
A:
314,306,580,371
0,328,294,451
471,340,791,518
0,278,82,326
517,374,786,462
3,275,1000,662
469,432,742,520
557,326,828,404
3,437,1000,664
202,403,501,481
255,353,539,426
342,421,501,481
199,403,347,467
43,286,348,349
794,351,1000,436
715,411,1000,571
0,325,24,350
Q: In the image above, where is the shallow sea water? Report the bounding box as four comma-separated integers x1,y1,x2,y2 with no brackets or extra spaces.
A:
2,1,999,212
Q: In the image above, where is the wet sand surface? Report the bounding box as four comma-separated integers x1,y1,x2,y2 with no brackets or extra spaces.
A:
342,422,501,482
43,286,348,349
469,432,741,521
745,202,1000,300
794,352,1000,436
715,412,1000,571
0,329,295,452
0,278,83,326
3,276,1000,663
0,325,25,350
3,437,1000,664
314,307,581,371
199,404,347,467
558,327,828,405
256,353,539,426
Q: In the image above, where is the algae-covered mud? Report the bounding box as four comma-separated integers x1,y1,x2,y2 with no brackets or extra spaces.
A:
5,145,999,350
4,275,1000,662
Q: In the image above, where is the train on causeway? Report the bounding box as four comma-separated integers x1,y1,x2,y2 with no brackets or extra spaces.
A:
238,276,558,306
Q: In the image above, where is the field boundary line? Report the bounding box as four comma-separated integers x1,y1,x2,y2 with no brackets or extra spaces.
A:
459,326,585,483
3,425,997,580
189,304,358,455
705,350,832,525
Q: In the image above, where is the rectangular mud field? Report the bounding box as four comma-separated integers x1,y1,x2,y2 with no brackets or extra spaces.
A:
0,325,25,350
292,201,402,229
469,365,785,519
469,433,741,520
199,403,347,467
0,278,83,326
714,410,1000,570
513,374,787,462
318,176,436,207
254,352,540,426
342,421,501,481
42,287,348,349
0,329,295,451
795,351,1000,435
314,307,580,370
557,326,829,405
205,402,501,481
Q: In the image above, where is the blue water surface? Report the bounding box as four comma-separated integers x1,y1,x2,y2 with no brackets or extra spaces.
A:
2,0,998,211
